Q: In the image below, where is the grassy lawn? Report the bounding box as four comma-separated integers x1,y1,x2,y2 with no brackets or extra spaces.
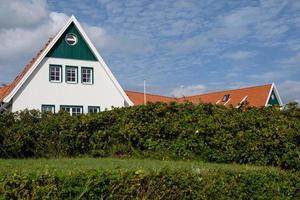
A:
0,157,289,176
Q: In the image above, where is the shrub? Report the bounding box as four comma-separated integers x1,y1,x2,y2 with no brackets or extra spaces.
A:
0,103,299,170
0,168,299,199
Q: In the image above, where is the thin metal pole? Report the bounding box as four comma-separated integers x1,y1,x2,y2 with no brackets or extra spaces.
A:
144,80,146,105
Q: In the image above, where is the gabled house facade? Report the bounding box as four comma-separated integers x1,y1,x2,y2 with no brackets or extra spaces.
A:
126,83,283,108
0,16,133,114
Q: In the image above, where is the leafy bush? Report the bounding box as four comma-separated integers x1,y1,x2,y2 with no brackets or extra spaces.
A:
0,102,299,170
0,168,299,199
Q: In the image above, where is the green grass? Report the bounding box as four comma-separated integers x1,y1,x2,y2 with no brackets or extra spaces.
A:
0,157,292,176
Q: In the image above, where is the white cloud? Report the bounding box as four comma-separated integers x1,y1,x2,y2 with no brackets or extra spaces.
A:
248,71,289,82
0,12,69,60
0,1,69,83
223,51,256,60
0,0,49,29
223,7,262,28
281,53,300,65
84,24,154,55
166,35,211,54
171,84,206,97
278,80,300,104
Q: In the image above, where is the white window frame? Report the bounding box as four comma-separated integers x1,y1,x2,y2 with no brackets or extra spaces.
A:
41,104,55,113
49,65,62,82
81,67,93,84
88,106,100,113
60,105,83,116
66,66,78,83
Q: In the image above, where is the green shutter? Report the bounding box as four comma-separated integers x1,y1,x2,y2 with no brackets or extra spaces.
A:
46,22,97,61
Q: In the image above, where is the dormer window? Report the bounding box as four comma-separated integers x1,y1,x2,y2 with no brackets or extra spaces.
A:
223,94,230,102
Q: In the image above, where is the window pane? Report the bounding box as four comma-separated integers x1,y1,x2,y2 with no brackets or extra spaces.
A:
42,105,54,113
61,106,82,115
66,67,77,83
50,66,61,82
88,106,100,113
82,68,93,84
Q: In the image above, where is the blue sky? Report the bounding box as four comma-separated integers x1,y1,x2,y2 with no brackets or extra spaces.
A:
0,0,300,103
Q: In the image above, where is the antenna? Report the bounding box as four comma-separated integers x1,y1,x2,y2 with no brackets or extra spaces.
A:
144,80,147,105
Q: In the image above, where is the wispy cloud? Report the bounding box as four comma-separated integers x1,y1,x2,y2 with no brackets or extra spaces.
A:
0,0,69,84
0,0,299,104
171,84,207,97
248,70,290,82
223,51,256,60
278,80,300,104
281,53,300,65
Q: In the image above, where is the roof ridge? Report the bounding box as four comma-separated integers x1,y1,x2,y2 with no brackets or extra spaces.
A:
179,83,273,99
125,90,174,99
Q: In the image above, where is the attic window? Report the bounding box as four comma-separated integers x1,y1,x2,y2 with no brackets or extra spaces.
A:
65,33,78,46
271,94,275,100
223,94,230,102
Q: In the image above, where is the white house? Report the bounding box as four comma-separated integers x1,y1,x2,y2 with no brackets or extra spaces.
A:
0,16,133,115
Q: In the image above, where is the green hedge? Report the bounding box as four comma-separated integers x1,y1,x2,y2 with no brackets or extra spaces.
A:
0,103,299,170
1,168,300,199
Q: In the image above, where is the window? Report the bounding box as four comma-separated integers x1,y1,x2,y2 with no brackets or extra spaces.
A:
223,94,230,102
271,94,275,100
60,105,83,115
81,67,93,84
66,66,78,83
41,105,55,113
88,106,100,113
49,65,62,82
65,33,78,46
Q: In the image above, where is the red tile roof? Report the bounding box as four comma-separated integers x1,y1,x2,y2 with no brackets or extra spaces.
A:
126,84,273,108
177,84,273,107
125,90,175,105
0,38,53,102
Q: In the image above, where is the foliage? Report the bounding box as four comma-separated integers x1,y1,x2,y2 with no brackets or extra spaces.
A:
0,102,299,170
0,167,299,199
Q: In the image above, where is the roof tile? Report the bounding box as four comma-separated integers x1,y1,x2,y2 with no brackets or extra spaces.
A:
177,84,273,107
125,90,175,105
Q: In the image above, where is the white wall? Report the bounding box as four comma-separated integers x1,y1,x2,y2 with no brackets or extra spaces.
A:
12,57,127,113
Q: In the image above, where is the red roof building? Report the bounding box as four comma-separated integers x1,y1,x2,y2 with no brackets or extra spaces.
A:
125,90,175,105
126,83,283,108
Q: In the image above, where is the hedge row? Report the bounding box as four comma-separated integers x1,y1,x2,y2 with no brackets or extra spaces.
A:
1,169,299,199
0,103,299,170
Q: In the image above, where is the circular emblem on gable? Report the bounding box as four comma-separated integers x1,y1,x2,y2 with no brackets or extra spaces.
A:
65,33,78,45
